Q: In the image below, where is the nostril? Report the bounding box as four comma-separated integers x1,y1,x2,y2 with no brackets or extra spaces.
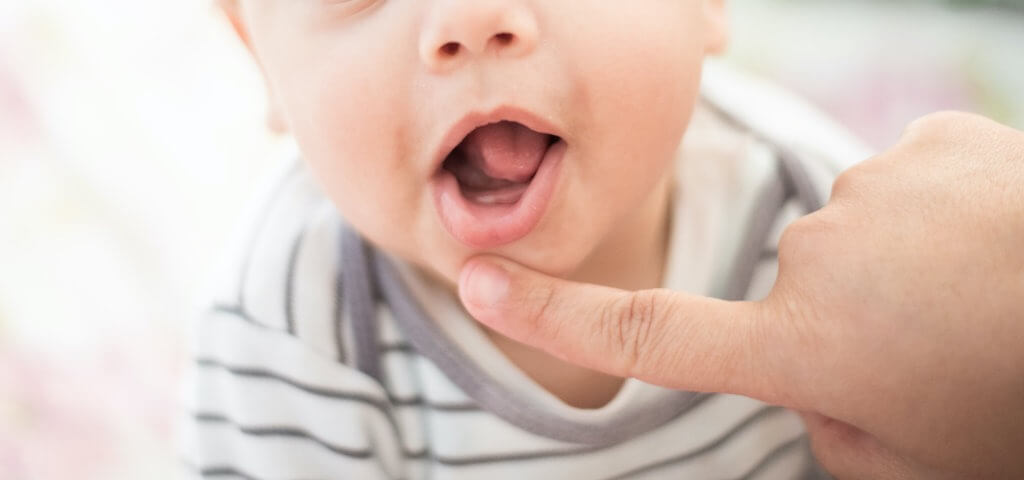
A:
440,42,461,57
434,33,517,61
494,32,514,46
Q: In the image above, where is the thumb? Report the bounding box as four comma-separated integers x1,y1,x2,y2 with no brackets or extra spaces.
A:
458,256,803,406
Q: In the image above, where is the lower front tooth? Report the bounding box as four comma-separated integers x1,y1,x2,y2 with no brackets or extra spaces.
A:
475,194,500,205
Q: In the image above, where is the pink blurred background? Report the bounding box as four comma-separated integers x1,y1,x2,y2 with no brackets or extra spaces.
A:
1,1,1021,479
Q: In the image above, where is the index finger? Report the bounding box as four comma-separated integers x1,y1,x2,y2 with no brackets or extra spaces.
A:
458,255,808,409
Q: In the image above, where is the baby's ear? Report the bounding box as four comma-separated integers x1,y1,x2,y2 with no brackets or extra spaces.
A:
702,0,730,55
216,0,289,134
217,0,253,50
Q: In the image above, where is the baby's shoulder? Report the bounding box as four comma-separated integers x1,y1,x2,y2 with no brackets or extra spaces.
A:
701,61,874,177
179,160,409,477
697,62,876,208
192,157,349,360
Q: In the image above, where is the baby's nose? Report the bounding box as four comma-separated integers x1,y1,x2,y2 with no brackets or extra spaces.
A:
419,0,539,73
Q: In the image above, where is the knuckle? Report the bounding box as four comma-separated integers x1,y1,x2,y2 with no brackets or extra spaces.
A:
777,214,827,266
828,166,859,202
600,291,661,375
805,417,857,479
805,416,901,480
829,161,881,206
775,207,851,281
901,110,973,144
522,282,558,344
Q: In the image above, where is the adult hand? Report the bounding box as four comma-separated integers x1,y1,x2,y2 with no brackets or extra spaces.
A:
458,112,1024,479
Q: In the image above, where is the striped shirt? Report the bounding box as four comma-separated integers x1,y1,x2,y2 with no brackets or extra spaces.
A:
178,64,871,480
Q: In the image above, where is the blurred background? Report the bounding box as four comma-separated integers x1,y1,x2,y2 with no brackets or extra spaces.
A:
0,0,1021,478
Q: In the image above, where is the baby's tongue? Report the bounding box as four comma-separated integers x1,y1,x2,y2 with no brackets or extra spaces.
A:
458,121,549,184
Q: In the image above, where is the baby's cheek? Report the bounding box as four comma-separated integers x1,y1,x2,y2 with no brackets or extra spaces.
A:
287,58,422,229
563,8,703,180
319,163,422,260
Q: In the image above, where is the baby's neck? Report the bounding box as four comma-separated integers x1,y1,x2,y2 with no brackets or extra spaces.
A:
482,173,674,409
568,175,674,292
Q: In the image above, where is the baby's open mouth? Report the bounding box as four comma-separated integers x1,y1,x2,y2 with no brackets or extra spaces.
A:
442,120,560,205
432,117,567,249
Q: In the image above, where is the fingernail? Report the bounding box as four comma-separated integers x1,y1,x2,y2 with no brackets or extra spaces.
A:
464,262,509,308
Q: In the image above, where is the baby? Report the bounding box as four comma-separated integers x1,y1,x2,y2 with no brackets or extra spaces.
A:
180,1,870,479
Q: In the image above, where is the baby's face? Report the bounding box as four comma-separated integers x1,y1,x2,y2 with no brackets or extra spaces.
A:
229,0,727,284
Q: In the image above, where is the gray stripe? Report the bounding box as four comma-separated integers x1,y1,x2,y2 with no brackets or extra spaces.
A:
380,342,416,354
200,471,255,480
703,93,826,302
210,304,267,330
601,406,783,480
779,147,825,213
390,396,479,411
183,462,267,480
192,409,626,468
195,357,393,414
193,411,375,459
196,408,600,466
196,368,791,469
237,159,304,320
733,435,808,480
333,255,347,363
760,247,779,262
721,169,789,301
431,446,599,466
722,152,823,301
195,356,475,413
196,368,788,470
283,204,333,339
283,227,306,336
341,228,382,382
369,248,709,446
699,93,823,214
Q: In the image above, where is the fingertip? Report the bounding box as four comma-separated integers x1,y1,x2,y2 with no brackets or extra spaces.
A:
458,257,511,315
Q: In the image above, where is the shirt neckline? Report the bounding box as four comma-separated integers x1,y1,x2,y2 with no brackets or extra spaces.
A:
370,103,772,445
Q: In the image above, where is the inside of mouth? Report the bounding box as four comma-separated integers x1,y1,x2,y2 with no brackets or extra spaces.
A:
442,121,560,205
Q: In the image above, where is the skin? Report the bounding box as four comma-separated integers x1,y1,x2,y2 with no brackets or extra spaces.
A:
459,112,1024,479
219,0,728,408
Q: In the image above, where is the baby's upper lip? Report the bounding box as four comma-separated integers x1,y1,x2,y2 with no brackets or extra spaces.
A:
431,105,564,177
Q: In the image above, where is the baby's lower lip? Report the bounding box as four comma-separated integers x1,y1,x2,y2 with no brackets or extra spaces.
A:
431,140,566,249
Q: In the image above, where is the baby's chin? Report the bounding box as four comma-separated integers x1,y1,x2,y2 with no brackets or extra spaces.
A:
421,241,589,294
